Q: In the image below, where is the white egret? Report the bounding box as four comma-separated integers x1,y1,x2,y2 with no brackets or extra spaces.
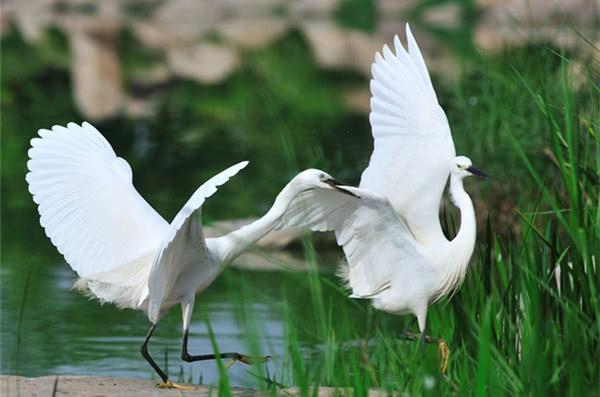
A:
277,24,488,372
26,122,356,389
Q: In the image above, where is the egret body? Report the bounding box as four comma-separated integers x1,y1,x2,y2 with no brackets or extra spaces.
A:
26,122,353,389
278,25,488,371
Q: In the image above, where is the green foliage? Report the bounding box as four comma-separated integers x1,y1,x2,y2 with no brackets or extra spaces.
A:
335,0,377,32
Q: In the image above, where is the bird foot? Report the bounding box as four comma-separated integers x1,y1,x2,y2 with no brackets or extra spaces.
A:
225,354,271,369
156,380,195,390
400,331,435,344
398,332,450,374
437,339,450,374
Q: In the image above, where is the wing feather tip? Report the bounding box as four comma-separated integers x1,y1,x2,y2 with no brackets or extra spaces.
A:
66,121,79,130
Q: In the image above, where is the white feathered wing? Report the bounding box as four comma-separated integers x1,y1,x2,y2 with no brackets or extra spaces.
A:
360,24,455,244
278,187,432,297
144,161,249,323
26,122,169,278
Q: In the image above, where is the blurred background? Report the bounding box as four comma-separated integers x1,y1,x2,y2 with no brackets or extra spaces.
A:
1,0,598,390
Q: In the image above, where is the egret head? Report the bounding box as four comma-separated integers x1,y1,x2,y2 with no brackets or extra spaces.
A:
452,156,489,180
294,169,358,197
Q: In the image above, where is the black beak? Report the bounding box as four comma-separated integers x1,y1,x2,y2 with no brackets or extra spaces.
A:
325,179,360,198
466,166,489,179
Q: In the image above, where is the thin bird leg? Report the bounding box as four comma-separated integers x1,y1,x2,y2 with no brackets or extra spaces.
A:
140,323,194,390
404,317,418,333
398,330,438,344
397,331,450,374
181,329,271,367
179,300,269,368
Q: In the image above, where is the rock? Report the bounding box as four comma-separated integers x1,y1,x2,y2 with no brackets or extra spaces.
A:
289,0,340,16
69,27,123,120
302,20,349,68
422,3,462,28
0,7,9,37
7,1,54,43
477,0,596,26
376,0,417,14
347,30,382,75
57,15,121,35
475,0,598,52
301,21,380,76
376,18,412,41
343,87,371,113
167,42,240,83
124,95,157,118
217,17,289,48
475,0,509,6
475,25,598,53
220,0,288,18
154,0,222,42
473,24,505,52
132,20,182,49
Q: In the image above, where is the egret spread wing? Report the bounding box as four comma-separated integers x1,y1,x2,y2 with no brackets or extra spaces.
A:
145,161,248,323
279,188,358,232
360,24,455,243
26,122,168,278
278,187,431,297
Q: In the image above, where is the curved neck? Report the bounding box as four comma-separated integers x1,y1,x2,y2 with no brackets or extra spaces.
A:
448,175,477,269
208,181,299,263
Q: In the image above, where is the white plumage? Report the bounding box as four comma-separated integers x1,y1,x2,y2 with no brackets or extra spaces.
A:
27,122,168,279
26,122,356,387
143,161,249,323
278,24,487,339
361,25,456,245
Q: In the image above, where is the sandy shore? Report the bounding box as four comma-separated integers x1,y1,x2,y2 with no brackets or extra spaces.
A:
0,375,387,396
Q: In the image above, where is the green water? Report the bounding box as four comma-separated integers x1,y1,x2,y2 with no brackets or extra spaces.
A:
1,233,354,385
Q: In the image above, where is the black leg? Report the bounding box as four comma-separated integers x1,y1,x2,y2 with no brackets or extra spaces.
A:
405,317,418,333
396,331,450,374
398,330,438,344
140,323,168,383
180,329,269,364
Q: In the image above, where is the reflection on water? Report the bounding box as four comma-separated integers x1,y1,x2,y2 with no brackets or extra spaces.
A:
1,237,351,386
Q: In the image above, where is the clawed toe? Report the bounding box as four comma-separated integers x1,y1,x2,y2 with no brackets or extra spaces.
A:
225,354,271,368
398,332,450,374
438,339,450,374
157,380,196,390
238,354,271,365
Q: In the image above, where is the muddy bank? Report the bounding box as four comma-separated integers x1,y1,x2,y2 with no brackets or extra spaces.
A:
0,375,387,397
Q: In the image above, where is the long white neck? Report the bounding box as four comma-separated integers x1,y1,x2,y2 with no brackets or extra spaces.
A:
446,175,477,277
207,181,299,264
